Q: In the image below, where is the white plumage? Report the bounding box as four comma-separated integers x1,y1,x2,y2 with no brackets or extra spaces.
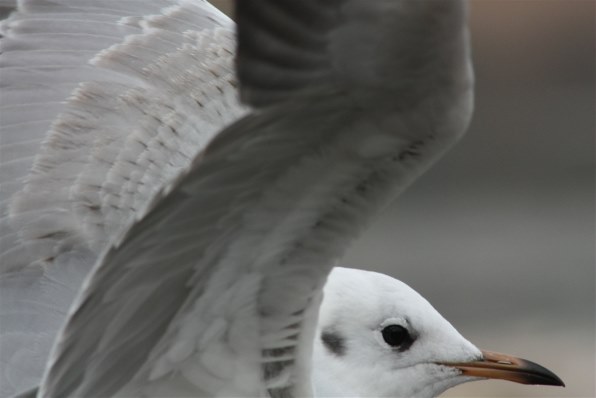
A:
1,1,561,397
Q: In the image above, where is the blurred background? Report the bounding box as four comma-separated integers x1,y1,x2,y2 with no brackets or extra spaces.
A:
215,1,595,396
1,0,593,397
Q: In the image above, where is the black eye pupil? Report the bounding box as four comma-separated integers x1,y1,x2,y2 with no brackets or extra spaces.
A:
381,325,410,347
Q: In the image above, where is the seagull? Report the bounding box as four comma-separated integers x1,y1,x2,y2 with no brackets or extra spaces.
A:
0,0,564,397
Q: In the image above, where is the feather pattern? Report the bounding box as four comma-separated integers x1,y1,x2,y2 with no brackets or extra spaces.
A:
42,90,468,397
0,1,242,396
1,0,473,397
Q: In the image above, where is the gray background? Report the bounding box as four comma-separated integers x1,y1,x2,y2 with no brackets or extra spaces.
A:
2,0,594,397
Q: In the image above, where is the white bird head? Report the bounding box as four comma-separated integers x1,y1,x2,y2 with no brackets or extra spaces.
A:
312,267,564,397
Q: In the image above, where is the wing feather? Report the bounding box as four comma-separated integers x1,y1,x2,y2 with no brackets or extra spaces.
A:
3,0,473,397
41,86,468,396
0,1,242,396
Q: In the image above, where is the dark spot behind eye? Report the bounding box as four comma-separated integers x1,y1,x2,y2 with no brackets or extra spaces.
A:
321,330,346,356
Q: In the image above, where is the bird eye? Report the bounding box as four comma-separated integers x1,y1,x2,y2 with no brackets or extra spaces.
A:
381,325,412,349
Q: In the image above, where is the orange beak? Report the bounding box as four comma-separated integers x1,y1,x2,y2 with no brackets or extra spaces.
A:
438,350,564,387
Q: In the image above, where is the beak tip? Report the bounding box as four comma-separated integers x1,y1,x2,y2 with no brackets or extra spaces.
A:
546,375,565,388
517,359,565,388
521,372,565,388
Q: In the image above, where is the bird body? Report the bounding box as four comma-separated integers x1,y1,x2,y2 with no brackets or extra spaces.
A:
0,1,563,397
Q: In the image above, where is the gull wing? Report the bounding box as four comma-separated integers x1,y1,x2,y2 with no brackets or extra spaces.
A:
0,1,244,396
38,1,474,397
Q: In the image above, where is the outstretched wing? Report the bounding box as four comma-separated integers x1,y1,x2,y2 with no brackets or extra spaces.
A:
0,1,244,396
39,1,473,397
